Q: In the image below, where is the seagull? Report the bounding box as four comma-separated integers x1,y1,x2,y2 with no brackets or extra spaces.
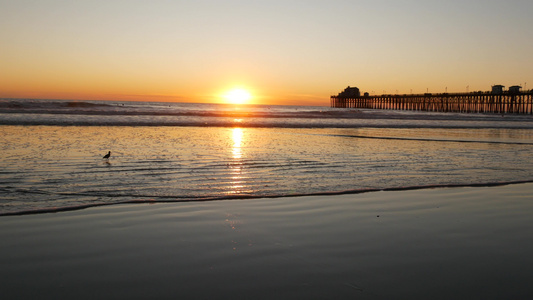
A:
103,151,111,159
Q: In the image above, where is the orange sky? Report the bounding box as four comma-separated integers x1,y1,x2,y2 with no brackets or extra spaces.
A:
1,1,532,106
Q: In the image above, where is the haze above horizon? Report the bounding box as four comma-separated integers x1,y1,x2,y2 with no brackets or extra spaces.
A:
1,0,532,106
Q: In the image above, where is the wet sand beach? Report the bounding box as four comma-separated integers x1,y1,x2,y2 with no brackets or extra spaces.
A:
1,183,532,299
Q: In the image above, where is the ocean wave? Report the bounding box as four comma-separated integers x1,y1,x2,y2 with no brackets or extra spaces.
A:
3,98,533,119
0,99,114,110
3,98,533,130
2,113,533,129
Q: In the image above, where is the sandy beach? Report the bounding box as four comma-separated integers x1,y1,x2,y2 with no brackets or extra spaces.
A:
1,183,532,299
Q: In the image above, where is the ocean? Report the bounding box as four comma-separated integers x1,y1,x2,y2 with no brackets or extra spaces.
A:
2,98,533,215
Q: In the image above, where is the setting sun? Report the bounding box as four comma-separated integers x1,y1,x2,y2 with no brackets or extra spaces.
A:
223,88,252,105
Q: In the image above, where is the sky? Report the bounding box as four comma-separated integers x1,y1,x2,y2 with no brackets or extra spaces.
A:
1,0,532,106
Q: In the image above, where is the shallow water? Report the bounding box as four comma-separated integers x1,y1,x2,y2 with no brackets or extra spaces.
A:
2,125,533,214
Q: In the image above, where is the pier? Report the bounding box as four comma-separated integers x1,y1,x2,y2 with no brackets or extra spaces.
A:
331,91,533,115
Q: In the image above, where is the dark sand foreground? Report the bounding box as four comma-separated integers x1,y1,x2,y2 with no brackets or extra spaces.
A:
1,183,533,299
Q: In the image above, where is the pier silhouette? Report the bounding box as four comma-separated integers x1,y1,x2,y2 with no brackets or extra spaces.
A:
331,86,533,114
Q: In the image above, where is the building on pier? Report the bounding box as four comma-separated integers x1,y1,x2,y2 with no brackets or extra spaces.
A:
337,86,360,98
492,85,505,94
509,85,522,94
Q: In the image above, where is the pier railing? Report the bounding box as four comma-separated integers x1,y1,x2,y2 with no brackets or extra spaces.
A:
331,92,533,114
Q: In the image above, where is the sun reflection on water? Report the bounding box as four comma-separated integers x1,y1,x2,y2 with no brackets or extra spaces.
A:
232,128,243,159
229,128,245,194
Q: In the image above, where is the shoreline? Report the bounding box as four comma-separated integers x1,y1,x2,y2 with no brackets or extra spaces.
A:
3,179,533,217
1,183,533,299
